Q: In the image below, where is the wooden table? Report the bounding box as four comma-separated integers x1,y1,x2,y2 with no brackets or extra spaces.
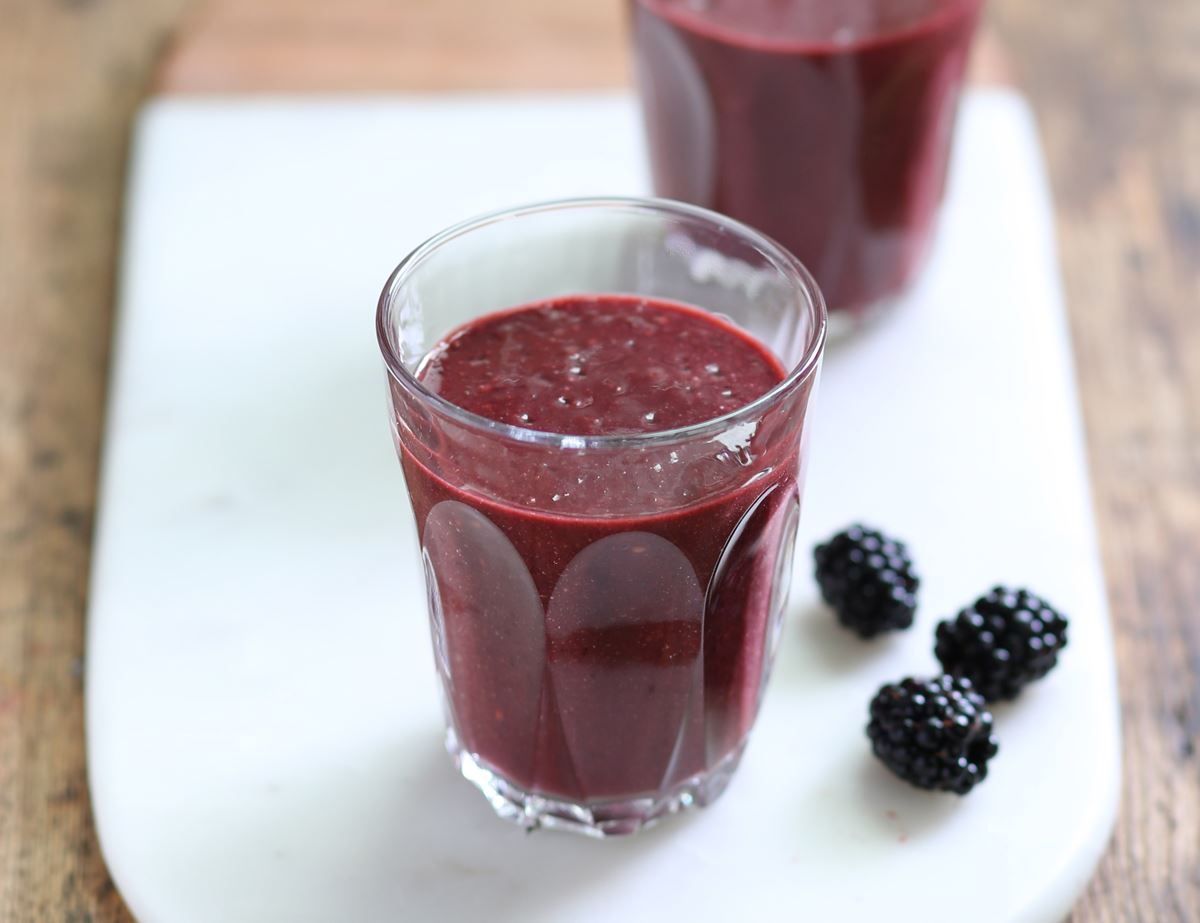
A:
1,1,1196,919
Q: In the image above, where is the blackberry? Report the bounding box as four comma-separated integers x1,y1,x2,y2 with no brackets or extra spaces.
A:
935,586,1069,702
867,675,999,794
814,524,919,638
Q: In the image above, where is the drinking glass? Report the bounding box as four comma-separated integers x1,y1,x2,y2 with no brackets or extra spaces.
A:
376,197,826,836
632,0,985,323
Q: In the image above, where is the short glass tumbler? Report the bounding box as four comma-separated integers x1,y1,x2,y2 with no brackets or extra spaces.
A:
632,0,985,321
376,198,826,836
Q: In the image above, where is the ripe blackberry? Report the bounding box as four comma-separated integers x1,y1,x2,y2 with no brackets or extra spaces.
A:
867,675,999,794
814,524,919,638
935,586,1069,702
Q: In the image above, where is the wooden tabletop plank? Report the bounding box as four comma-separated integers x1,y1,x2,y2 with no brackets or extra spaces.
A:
0,6,192,921
158,0,629,92
1,1,1197,920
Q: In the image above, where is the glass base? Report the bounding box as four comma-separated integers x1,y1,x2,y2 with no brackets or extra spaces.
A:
825,227,942,340
446,728,746,838
826,292,900,341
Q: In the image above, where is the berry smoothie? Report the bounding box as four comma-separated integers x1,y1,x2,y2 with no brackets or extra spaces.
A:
632,0,983,314
395,295,808,803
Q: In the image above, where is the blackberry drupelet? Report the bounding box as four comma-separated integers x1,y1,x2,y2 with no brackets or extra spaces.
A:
867,675,999,794
814,524,919,638
935,586,1069,702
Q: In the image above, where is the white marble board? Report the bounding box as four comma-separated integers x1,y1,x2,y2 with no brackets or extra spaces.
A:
88,91,1120,923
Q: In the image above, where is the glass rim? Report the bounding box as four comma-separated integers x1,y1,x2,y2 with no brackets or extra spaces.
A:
632,0,984,55
375,195,828,451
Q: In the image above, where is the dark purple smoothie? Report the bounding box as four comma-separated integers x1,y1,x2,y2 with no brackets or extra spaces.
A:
397,295,806,802
632,0,983,314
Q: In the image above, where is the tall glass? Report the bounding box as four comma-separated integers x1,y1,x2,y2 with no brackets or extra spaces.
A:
376,198,826,836
632,0,985,322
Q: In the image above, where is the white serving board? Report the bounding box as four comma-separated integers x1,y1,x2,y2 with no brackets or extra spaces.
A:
89,91,1120,923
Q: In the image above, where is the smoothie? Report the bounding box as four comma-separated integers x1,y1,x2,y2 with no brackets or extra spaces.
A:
397,295,805,802
632,0,983,314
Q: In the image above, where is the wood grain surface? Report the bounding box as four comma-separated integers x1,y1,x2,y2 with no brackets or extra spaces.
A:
0,1,1196,920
